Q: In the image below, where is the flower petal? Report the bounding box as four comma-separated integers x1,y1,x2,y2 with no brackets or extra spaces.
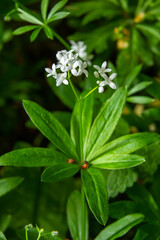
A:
109,73,117,81
102,61,107,69
98,86,104,93
109,81,117,89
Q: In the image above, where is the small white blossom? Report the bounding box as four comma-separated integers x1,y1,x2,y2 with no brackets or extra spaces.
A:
56,72,68,86
94,61,112,76
94,62,117,93
71,60,88,77
70,40,93,65
45,64,57,77
45,41,90,87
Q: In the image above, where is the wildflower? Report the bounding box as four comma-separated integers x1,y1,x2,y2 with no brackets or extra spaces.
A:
45,64,57,77
94,61,112,76
94,62,117,93
45,42,89,86
71,60,88,77
70,40,93,65
56,72,68,86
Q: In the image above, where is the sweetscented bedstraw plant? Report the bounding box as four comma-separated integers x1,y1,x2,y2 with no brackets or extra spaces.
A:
0,41,159,240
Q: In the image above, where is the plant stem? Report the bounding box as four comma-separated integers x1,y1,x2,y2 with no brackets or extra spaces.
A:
25,230,28,240
53,30,70,50
82,86,98,101
81,183,86,240
68,72,79,102
79,100,86,240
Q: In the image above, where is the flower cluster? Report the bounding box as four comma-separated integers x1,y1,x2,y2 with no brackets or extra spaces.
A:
45,41,117,93
94,61,117,93
70,40,93,65
45,49,88,86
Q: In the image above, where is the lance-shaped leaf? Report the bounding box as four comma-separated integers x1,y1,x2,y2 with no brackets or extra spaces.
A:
41,0,49,20
86,87,127,160
95,214,144,240
47,11,70,23
41,163,80,182
30,27,42,42
90,132,159,160
17,8,43,25
128,81,152,96
23,100,78,160
91,154,145,169
71,90,93,158
0,232,7,240
0,148,68,167
67,191,88,240
81,168,108,225
127,96,154,104
13,25,38,35
47,0,68,21
0,177,23,197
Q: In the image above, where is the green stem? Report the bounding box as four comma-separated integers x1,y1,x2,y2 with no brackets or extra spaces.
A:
82,86,98,101
81,183,86,240
53,30,70,50
68,72,79,101
79,100,86,240
25,229,28,240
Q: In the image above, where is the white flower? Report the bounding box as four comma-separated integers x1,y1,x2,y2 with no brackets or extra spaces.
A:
70,40,93,65
94,61,112,77
56,72,68,86
71,60,88,77
56,50,78,72
45,64,57,77
97,73,117,93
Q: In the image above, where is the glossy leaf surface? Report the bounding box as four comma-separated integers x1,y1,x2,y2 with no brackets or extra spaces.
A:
86,87,127,160
95,214,144,240
23,100,78,160
0,148,68,167
91,154,145,169
41,163,80,182
81,168,108,225
67,191,88,240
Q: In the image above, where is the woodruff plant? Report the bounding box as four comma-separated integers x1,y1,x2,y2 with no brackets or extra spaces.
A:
0,41,159,240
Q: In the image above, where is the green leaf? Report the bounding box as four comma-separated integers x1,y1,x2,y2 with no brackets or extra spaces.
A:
120,0,128,12
123,65,142,88
44,26,54,39
0,148,68,167
86,87,127,160
47,0,68,20
106,169,137,198
47,11,70,23
41,163,79,182
0,214,12,232
128,81,152,96
0,232,7,240
67,191,88,240
22,100,78,160
136,24,160,40
91,133,159,160
0,177,23,197
17,8,43,25
91,154,145,169
41,0,49,20
95,214,144,240
127,96,154,104
81,168,108,225
13,25,38,35
30,27,42,42
71,91,93,158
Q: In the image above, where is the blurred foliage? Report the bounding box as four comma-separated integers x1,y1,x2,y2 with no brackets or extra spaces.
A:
0,0,160,239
